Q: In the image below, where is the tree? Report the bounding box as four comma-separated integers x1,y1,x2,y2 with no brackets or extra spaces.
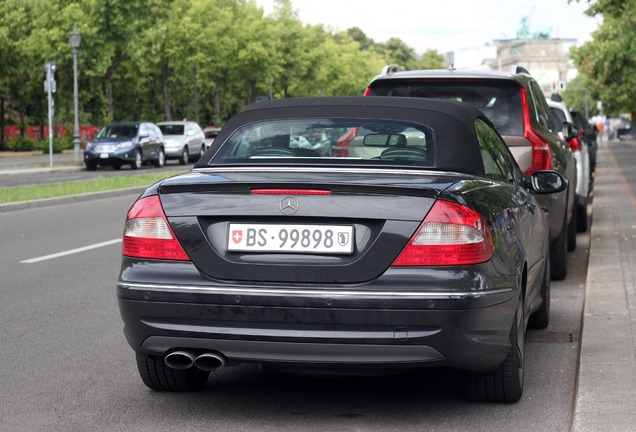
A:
569,0,636,117
379,37,417,70
415,49,446,70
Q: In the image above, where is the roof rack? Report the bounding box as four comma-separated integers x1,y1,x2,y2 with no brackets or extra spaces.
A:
510,65,530,75
381,65,404,75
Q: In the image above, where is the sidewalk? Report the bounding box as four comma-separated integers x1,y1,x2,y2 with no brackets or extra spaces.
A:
0,150,82,174
572,138,636,431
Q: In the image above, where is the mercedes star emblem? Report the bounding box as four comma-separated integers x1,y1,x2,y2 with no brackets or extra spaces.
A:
280,196,299,215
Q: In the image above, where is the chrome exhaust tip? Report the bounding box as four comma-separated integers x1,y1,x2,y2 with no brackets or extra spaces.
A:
194,352,226,372
164,351,196,370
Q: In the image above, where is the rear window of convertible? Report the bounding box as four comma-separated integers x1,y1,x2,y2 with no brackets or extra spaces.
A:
207,119,436,168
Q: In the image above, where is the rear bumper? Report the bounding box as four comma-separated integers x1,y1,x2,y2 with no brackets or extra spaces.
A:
117,260,518,373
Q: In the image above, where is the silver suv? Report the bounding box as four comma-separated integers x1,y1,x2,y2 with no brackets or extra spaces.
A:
547,97,590,233
366,65,577,280
157,121,205,165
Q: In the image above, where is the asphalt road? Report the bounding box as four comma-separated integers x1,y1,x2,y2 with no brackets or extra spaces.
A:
0,190,590,431
0,152,191,188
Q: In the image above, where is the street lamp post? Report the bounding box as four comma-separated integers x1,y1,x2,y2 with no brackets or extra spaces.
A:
69,23,82,163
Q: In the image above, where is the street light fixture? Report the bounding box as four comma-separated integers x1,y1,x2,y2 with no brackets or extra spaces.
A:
69,23,82,163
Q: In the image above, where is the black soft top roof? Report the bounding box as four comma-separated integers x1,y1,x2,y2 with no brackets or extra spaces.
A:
196,96,493,174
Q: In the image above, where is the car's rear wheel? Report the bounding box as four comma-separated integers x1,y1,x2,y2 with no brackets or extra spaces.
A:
198,145,206,159
550,216,568,281
463,292,525,403
577,200,588,232
529,249,550,329
131,149,142,170
567,208,577,251
154,148,165,168
179,147,189,165
135,353,209,392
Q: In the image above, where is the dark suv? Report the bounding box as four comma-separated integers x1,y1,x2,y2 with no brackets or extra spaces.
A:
84,122,165,171
366,66,577,280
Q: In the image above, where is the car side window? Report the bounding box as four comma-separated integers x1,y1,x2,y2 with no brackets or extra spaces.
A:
530,81,555,131
475,119,521,183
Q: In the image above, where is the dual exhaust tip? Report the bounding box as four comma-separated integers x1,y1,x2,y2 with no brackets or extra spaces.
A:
164,351,226,372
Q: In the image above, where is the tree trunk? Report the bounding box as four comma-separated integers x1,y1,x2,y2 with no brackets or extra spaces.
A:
214,71,227,126
104,60,122,120
214,76,223,127
0,96,5,148
105,66,114,120
163,64,172,121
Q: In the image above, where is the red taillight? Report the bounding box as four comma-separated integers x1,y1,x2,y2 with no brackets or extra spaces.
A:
251,189,330,195
521,89,552,175
122,195,189,261
363,87,371,96
392,200,493,266
568,136,582,152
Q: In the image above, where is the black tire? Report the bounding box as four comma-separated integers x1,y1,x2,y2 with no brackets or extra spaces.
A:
550,216,568,281
529,249,550,329
198,145,206,160
179,147,189,165
154,148,165,168
567,207,577,251
576,200,588,232
136,353,209,392
463,292,525,403
85,162,97,171
131,149,142,170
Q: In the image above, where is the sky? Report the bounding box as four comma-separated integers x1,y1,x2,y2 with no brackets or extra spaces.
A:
255,0,600,54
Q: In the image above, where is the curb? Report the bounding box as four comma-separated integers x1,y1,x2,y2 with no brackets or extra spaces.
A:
0,166,84,176
0,186,146,213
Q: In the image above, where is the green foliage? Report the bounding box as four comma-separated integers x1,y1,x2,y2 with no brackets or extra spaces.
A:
569,0,636,117
37,136,73,154
0,0,432,129
415,49,446,70
562,78,599,117
6,135,37,152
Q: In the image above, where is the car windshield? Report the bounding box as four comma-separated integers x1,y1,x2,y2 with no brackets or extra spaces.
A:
95,124,138,139
158,124,185,135
208,118,436,168
369,79,523,136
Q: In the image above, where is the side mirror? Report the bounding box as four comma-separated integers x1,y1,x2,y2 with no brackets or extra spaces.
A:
528,170,568,194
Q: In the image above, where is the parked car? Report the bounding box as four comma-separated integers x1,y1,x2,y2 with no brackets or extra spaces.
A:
365,65,577,280
569,108,598,172
547,98,590,232
157,121,205,164
617,119,633,140
117,96,567,402
84,122,165,170
203,126,221,152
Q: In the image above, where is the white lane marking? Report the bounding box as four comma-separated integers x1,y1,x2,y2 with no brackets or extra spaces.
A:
21,238,122,264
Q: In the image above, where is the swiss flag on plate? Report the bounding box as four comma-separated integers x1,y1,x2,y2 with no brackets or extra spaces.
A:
231,230,243,244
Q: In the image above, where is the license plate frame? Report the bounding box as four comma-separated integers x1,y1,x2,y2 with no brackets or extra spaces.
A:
227,223,354,254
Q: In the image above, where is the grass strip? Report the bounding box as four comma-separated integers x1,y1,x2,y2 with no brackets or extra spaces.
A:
0,171,185,204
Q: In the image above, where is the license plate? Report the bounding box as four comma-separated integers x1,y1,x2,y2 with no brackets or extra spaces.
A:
227,223,354,254
100,153,109,159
